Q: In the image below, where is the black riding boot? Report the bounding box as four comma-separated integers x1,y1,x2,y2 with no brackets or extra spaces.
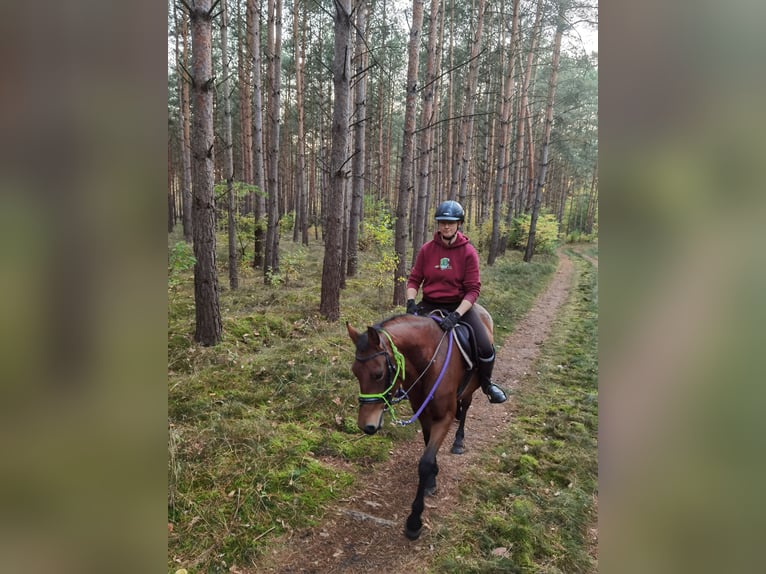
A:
477,351,507,404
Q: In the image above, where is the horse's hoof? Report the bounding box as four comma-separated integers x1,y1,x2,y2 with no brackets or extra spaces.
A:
404,526,422,540
451,444,465,455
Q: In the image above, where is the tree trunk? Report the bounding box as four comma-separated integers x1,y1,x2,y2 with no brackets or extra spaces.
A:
250,0,267,269
524,9,564,263
488,0,519,265
442,0,455,205
585,159,598,234
239,0,254,201
392,0,425,307
168,139,175,232
292,0,309,245
264,0,282,282
176,6,193,242
347,0,367,277
448,0,486,207
189,0,222,345
221,0,238,290
320,0,352,320
506,0,543,232
411,0,441,264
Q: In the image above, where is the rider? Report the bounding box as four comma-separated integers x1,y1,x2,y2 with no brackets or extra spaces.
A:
405,200,507,404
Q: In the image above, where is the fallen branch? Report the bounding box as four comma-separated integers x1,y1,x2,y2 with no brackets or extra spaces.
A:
341,509,397,527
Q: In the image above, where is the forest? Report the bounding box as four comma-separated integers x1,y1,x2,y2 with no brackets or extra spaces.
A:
168,0,597,343
168,0,597,571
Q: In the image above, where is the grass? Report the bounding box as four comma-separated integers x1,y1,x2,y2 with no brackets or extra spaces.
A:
426,254,598,573
167,229,563,573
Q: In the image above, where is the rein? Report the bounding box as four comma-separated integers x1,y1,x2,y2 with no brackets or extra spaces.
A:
356,323,454,426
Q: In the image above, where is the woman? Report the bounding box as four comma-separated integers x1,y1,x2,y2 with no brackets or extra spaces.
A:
406,200,507,403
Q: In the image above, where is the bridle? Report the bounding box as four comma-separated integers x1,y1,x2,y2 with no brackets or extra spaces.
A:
355,330,403,410
354,326,453,426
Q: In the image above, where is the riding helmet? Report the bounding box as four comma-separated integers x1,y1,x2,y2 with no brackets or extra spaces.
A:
434,200,465,222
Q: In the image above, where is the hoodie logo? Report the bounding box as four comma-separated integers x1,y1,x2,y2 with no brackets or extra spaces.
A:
438,257,451,270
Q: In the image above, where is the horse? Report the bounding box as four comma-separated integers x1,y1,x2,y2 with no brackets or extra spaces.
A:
346,304,494,540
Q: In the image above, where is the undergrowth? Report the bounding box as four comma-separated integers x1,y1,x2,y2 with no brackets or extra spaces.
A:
168,230,558,573
427,256,598,573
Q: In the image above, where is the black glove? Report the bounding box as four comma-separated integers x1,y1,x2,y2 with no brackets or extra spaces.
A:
406,299,418,314
440,311,461,331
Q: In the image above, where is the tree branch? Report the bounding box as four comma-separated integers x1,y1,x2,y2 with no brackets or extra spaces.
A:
207,0,222,18
177,62,194,84
176,0,193,15
412,110,492,135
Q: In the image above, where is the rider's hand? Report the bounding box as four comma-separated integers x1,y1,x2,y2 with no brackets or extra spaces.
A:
440,311,461,331
406,299,418,315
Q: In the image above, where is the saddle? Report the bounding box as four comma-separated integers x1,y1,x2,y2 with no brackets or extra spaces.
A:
426,310,479,371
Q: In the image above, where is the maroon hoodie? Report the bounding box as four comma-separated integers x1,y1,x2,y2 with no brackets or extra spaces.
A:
407,231,481,305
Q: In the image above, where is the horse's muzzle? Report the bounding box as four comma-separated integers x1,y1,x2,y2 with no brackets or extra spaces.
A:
358,407,385,435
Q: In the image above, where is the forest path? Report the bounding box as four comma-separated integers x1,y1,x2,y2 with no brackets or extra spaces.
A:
252,251,578,574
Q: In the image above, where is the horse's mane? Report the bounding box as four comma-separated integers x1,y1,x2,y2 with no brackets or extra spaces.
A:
354,313,427,354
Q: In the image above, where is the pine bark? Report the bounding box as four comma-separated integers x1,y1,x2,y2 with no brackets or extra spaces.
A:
250,0,267,268
320,0,352,320
411,0,441,263
221,0,238,290
177,7,193,242
585,160,598,234
189,0,222,345
392,0,425,307
347,0,367,277
264,0,282,281
239,1,253,195
448,0,486,210
292,0,309,245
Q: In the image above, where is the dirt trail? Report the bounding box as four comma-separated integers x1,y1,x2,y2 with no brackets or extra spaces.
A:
255,253,577,573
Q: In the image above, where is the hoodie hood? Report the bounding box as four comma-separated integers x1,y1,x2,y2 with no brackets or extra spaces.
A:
433,230,471,248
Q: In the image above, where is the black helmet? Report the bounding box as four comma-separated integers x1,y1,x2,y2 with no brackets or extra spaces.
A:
434,200,465,222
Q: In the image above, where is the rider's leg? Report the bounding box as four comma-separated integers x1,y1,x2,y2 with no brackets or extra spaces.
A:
460,308,507,404
476,347,507,404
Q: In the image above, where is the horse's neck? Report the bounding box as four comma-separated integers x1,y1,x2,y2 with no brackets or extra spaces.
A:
388,320,437,374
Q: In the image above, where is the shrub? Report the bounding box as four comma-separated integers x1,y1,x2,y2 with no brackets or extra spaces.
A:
510,212,560,254
358,196,394,251
168,241,196,297
279,210,296,234
473,214,507,253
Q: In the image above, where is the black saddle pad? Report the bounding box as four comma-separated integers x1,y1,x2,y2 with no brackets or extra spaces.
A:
427,310,478,368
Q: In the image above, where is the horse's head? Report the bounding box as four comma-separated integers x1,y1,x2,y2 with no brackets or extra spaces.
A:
346,322,399,435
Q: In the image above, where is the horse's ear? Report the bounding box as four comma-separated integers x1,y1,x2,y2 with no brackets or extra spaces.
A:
366,326,380,347
346,322,360,343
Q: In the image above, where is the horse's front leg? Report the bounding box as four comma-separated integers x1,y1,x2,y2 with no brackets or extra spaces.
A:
405,420,450,540
405,445,437,540
418,416,437,495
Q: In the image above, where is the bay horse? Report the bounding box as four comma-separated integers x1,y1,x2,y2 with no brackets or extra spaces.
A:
346,304,494,540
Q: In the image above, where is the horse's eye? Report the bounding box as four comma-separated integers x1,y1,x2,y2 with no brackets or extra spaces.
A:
373,371,385,381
